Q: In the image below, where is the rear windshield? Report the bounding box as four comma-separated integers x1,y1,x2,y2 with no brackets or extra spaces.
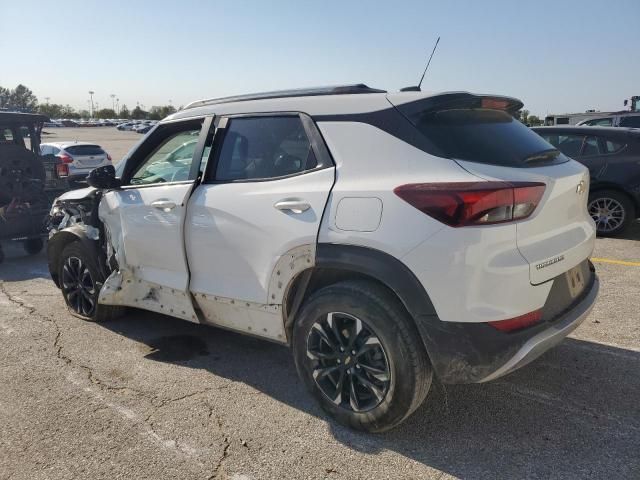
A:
406,108,566,167
65,145,104,155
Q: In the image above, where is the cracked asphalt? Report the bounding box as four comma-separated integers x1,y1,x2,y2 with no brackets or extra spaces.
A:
1,227,639,479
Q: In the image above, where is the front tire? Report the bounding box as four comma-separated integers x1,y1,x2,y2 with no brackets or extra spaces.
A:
588,190,634,236
58,241,124,322
293,280,432,432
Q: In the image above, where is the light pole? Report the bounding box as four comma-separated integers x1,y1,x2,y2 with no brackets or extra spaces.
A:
88,91,95,118
110,94,116,112
116,98,120,115
45,97,50,104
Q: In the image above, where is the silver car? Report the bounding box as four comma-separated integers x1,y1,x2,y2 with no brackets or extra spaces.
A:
40,141,112,185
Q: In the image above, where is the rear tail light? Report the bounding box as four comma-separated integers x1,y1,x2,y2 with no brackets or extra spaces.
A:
107,153,112,162
56,163,69,178
488,309,543,333
394,182,546,227
58,153,73,164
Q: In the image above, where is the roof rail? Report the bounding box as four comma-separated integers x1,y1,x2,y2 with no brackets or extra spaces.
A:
183,84,386,110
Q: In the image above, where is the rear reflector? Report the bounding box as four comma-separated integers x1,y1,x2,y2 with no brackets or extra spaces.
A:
55,164,69,178
394,182,545,227
488,309,543,332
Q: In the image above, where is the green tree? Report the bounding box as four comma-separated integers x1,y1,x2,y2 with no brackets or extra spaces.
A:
0,84,38,111
38,103,65,118
95,108,117,119
9,84,38,111
148,105,177,120
119,104,130,119
0,86,10,108
62,105,79,119
527,115,542,126
131,106,147,120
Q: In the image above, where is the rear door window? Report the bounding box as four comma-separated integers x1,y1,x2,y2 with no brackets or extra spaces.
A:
581,136,600,156
65,145,105,156
604,139,625,153
213,116,317,181
542,134,585,157
405,108,564,167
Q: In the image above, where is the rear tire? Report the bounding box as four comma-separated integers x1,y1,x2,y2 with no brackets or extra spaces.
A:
588,190,634,236
58,241,125,322
292,280,432,432
23,238,44,255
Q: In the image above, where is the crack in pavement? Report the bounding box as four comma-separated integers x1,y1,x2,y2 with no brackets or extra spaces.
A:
207,406,232,480
0,280,234,472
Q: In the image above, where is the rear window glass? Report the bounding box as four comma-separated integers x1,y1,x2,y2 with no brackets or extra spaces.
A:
65,145,104,155
407,109,565,167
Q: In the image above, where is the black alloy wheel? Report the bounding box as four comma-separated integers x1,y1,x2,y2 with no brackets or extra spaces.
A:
61,255,97,317
306,311,391,412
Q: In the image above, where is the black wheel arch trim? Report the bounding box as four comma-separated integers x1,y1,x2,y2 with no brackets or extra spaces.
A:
47,225,101,288
312,244,593,385
315,243,438,320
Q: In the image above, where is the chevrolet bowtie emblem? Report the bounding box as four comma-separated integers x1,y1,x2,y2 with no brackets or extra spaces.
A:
576,180,586,195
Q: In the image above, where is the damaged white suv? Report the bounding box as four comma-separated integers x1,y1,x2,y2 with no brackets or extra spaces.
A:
48,85,599,432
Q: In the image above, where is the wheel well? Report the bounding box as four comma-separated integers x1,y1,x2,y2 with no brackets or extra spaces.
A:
47,231,82,287
283,267,410,341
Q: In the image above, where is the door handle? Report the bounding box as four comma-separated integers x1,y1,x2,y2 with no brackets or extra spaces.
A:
274,200,310,214
151,200,177,212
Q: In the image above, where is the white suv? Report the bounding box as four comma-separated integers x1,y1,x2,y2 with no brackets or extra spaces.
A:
47,85,599,432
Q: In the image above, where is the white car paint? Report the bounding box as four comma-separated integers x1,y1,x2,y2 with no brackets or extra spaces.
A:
185,167,334,304
58,89,595,337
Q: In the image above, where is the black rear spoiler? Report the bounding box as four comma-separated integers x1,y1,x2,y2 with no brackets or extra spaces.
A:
392,92,524,119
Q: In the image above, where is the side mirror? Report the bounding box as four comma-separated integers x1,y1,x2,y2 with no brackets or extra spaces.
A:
87,165,121,189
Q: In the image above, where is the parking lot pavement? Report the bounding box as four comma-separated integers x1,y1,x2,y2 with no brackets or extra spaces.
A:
1,222,639,476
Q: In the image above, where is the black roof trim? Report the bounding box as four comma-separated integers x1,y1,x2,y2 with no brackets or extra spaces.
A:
184,84,386,110
0,111,50,124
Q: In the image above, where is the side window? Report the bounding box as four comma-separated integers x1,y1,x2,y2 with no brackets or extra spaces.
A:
551,134,585,157
130,129,201,185
604,139,625,154
51,147,61,155
214,116,317,181
620,116,640,128
40,145,51,155
581,136,600,156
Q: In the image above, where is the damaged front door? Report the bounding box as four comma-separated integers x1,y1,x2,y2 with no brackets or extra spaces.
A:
99,117,212,322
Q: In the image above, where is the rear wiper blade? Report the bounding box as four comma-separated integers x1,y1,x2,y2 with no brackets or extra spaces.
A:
522,149,560,164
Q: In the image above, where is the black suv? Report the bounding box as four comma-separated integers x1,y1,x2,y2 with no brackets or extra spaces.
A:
532,126,640,235
0,112,69,263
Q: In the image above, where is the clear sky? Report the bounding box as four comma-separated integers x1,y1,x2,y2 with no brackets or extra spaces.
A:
2,0,638,116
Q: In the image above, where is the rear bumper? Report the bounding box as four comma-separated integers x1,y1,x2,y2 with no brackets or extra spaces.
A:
415,261,598,384
478,273,598,382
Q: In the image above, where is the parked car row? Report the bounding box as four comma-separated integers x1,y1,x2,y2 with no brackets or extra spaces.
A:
44,119,158,128
116,120,158,133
